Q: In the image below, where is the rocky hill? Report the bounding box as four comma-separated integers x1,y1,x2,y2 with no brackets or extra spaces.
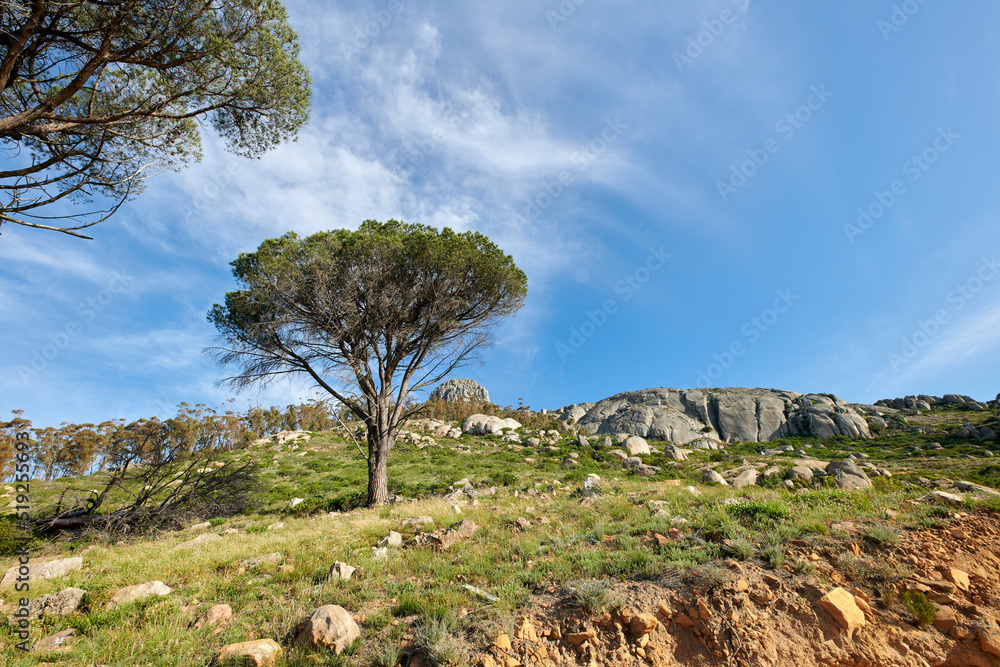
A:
1,387,1000,666
556,388,872,444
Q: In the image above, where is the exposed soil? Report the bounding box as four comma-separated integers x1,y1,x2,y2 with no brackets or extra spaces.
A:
477,512,1000,667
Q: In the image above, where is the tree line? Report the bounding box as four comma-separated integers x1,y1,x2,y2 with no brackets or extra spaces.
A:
0,399,338,483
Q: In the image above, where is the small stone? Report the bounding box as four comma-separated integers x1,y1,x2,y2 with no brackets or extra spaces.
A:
674,612,696,628
629,613,658,637
328,562,356,581
194,604,233,629
217,639,283,666
378,531,403,548
32,628,75,653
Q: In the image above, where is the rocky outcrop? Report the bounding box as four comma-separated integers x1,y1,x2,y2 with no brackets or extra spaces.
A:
571,388,871,444
429,378,489,403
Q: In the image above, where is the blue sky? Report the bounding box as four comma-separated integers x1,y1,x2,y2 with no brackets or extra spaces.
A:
3,0,1000,428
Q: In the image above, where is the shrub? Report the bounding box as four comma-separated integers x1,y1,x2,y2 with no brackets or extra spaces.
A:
759,537,785,569
725,499,791,528
903,591,935,628
567,579,613,616
863,523,899,546
488,470,518,487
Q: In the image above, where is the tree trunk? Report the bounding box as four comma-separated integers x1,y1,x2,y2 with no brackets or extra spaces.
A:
366,430,392,506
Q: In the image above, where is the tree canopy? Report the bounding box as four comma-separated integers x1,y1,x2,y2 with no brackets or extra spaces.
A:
0,0,311,238
208,220,528,505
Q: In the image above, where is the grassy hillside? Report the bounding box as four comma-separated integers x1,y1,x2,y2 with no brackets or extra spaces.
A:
1,402,999,666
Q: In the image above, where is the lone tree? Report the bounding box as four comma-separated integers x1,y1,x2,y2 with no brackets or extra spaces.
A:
208,220,527,506
0,0,310,238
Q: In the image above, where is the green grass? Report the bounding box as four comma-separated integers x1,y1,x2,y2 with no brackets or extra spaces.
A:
1,406,997,666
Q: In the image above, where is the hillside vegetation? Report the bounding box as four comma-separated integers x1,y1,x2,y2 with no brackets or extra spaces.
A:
1,392,1000,666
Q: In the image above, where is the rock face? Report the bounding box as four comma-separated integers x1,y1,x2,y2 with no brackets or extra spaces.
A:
296,605,361,654
0,557,83,588
572,388,871,444
430,378,489,403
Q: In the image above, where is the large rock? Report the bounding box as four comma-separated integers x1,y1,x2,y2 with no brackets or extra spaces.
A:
703,470,728,486
217,639,283,666
826,460,872,490
731,469,758,489
296,605,361,654
461,414,507,435
574,388,870,444
105,581,171,610
624,436,651,455
817,587,866,637
0,557,82,588
430,379,489,403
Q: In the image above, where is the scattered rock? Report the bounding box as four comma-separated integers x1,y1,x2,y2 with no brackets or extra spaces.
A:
0,557,83,588
703,470,728,486
32,627,74,653
943,567,970,592
9,587,86,622
378,531,403,548
295,605,361,654
414,520,478,550
175,533,222,549
217,639,283,666
732,469,758,489
238,553,283,574
624,436,651,455
328,562,356,581
105,581,171,610
817,587,865,637
194,603,233,629
266,522,284,531
288,497,304,509
980,625,1000,658
786,466,814,482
